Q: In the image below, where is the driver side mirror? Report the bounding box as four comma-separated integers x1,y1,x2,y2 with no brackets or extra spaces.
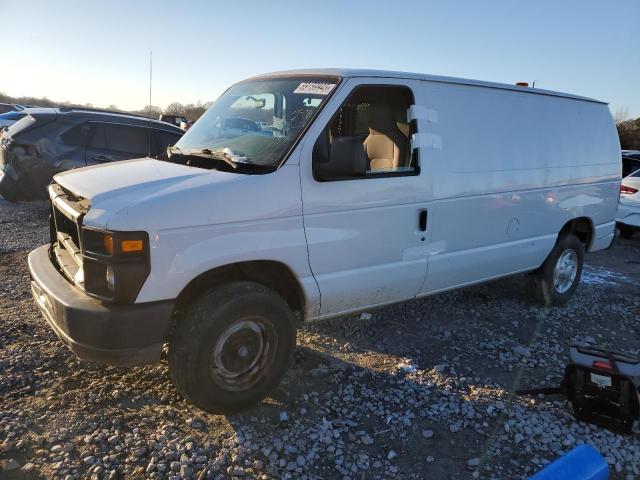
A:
313,130,367,181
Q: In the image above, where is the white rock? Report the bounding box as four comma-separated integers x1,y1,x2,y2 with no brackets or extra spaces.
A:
467,457,480,468
512,345,532,357
361,434,374,445
1,459,19,471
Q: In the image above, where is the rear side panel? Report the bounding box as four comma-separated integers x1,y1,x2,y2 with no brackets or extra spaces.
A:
415,80,620,295
417,80,620,201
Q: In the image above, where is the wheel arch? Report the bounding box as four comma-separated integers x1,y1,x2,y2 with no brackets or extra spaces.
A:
558,216,594,250
174,260,307,323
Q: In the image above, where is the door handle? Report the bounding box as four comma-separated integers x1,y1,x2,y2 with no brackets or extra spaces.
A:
92,155,110,162
419,210,428,231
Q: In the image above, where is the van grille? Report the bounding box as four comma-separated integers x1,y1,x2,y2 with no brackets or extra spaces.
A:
52,205,81,248
48,183,90,286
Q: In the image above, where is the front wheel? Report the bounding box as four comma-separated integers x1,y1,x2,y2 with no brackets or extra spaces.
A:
168,282,297,413
0,175,28,202
529,234,584,307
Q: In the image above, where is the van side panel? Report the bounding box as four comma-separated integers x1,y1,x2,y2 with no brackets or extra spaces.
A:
419,184,618,295
415,81,620,295
128,164,321,318
417,81,620,197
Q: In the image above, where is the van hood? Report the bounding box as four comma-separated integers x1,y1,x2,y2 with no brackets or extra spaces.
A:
54,158,211,199
54,157,247,228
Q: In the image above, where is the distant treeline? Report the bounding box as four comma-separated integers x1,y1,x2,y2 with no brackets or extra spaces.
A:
2,91,640,150
618,118,640,151
0,93,213,122
138,102,214,122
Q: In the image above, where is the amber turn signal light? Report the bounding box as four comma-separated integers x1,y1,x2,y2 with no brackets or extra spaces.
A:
103,234,114,254
121,239,144,253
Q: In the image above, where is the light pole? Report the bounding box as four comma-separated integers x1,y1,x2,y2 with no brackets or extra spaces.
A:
149,51,153,108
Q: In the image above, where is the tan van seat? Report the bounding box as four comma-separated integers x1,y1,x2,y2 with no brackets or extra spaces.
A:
363,104,407,171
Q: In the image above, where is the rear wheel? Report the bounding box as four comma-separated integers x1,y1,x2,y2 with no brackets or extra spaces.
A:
168,282,296,413
530,234,584,307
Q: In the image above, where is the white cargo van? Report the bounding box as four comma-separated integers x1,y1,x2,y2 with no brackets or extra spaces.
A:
28,69,621,412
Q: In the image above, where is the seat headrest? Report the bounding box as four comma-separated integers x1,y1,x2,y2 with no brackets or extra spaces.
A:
367,103,401,134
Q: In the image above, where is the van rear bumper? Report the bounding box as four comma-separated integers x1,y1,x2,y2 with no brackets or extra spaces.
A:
589,221,616,252
28,244,174,366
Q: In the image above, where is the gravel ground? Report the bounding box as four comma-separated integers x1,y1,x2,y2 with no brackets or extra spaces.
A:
1,197,640,480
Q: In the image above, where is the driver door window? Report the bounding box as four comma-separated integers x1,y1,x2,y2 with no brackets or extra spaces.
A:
313,85,417,181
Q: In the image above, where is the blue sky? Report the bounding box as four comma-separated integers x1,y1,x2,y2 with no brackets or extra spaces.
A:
2,0,639,117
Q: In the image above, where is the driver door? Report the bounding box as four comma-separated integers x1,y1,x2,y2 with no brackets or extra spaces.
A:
299,78,432,317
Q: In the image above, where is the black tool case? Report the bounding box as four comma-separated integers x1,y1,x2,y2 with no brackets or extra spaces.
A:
564,345,640,433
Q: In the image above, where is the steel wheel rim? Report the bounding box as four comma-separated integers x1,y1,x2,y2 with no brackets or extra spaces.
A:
210,316,275,392
553,249,578,294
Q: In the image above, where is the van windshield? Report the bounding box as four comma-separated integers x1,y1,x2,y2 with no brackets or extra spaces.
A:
173,76,339,169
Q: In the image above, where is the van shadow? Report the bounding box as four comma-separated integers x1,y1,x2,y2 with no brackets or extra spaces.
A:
216,273,586,478
30,270,629,479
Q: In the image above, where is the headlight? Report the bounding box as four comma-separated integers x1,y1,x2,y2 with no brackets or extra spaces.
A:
83,229,147,257
81,228,151,303
105,264,115,291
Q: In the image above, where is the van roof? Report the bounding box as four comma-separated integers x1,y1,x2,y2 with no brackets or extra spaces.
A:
250,68,606,105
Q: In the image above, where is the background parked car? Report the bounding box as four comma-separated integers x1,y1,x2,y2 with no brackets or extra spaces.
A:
0,107,183,201
622,150,640,177
616,166,640,238
0,110,28,130
179,120,193,131
159,114,189,130
0,102,25,114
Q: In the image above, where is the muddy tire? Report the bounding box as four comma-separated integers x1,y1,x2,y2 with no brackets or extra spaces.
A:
529,234,584,307
168,282,296,413
0,176,27,202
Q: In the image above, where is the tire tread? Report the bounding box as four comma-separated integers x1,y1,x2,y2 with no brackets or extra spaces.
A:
168,281,296,413
529,233,584,307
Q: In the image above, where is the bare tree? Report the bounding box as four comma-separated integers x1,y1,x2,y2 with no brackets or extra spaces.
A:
617,117,640,150
182,101,212,121
138,105,163,119
614,107,630,124
165,102,186,115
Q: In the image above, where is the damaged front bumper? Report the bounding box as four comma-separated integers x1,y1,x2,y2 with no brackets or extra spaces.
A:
28,244,175,367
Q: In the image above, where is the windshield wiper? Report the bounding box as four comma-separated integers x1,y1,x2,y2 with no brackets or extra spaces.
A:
170,147,238,169
168,146,274,173
231,159,276,173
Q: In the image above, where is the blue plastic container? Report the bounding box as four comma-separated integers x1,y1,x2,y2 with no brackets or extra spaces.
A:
530,444,608,480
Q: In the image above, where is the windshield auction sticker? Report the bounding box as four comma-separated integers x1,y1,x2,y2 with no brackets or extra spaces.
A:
293,82,336,96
